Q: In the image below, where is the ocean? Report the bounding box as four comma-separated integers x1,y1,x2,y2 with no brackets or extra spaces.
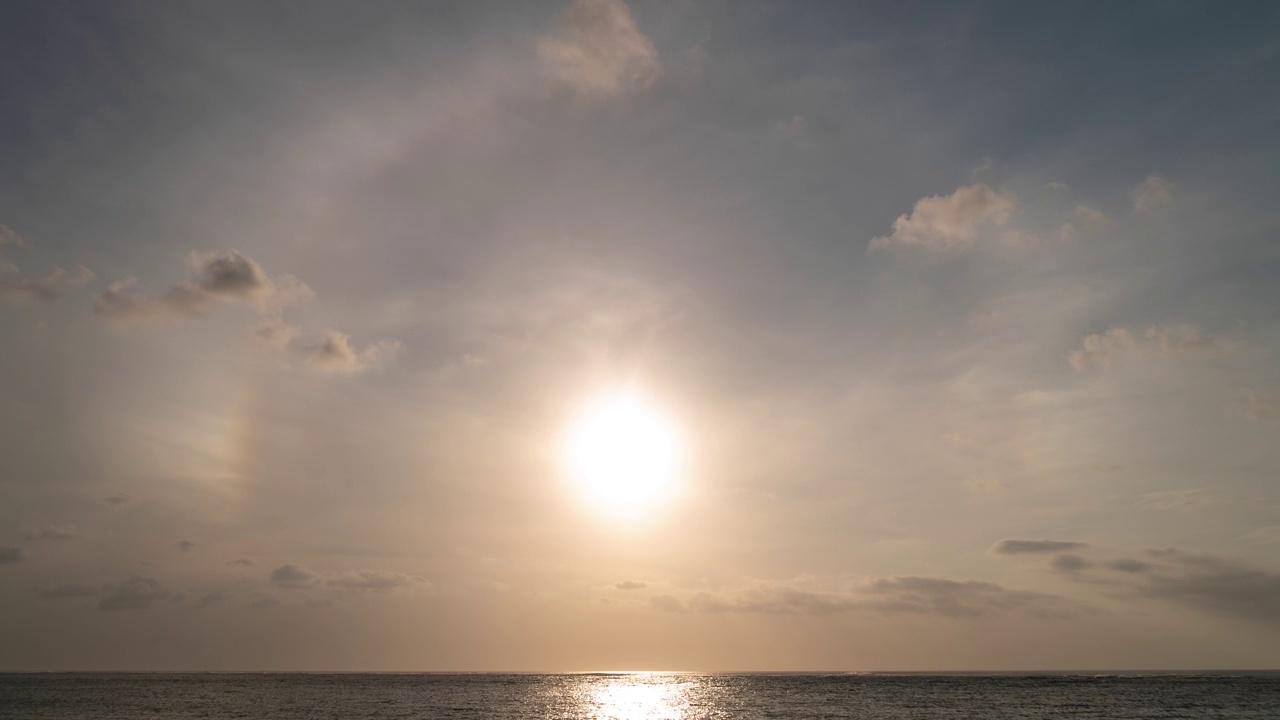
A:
1,672,1278,719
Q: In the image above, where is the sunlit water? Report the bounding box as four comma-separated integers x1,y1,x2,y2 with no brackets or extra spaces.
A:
2,672,1279,719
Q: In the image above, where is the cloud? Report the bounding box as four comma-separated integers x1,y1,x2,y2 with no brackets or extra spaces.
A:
1069,324,1224,371
0,266,93,304
1242,390,1280,427
1130,552,1280,626
176,540,196,552
1106,558,1153,574
105,494,130,506
270,565,426,593
0,225,24,247
990,539,1089,555
649,576,1083,619
1133,173,1174,214
227,558,255,567
538,0,658,96
249,596,279,610
1050,554,1092,572
858,576,1083,619
93,250,310,324
195,591,231,608
870,184,1015,250
1054,205,1108,241
98,576,172,611
649,594,684,612
614,580,648,590
1025,545,1280,626
0,546,26,565
21,526,80,542
270,564,320,587
1136,489,1227,512
327,570,427,592
778,115,808,138
1242,527,1280,545
301,330,401,375
37,584,100,600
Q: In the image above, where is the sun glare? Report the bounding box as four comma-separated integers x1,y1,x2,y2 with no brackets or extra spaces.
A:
564,389,683,517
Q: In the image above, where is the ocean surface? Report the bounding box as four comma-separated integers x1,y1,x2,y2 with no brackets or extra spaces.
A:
2,672,1279,719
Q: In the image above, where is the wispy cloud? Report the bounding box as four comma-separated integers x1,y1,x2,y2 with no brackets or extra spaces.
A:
1133,173,1174,214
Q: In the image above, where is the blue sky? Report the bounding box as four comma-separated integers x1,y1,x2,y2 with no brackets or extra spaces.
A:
2,0,1279,670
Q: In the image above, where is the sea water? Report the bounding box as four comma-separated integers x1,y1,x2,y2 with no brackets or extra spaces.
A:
2,672,1278,719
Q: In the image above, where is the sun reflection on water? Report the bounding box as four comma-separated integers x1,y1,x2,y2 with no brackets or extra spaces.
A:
576,674,692,720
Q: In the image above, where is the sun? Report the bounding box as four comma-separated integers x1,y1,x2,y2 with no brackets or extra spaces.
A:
563,388,684,517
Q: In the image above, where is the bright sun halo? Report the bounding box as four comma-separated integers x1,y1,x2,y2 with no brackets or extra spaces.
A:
564,389,683,517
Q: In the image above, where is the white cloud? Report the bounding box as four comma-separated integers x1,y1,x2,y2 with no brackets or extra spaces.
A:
870,184,1015,250
1133,173,1174,214
538,0,658,96
1069,323,1225,372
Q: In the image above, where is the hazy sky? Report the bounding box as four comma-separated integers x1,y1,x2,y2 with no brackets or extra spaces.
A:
2,0,1280,671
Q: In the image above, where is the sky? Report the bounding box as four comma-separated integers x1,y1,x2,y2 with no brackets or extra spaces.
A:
1,0,1280,672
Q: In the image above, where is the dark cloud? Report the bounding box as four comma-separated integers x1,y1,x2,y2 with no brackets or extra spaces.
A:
270,564,319,587
227,559,255,567
1051,554,1091,572
1124,551,1280,625
990,539,1089,555
195,591,231,608
858,577,1083,619
190,251,269,298
36,584,99,600
249,596,279,610
1107,558,1153,574
1051,547,1280,626
614,580,647,590
98,576,171,611
93,251,307,324
649,595,684,612
0,546,26,565
649,576,1083,620
22,526,80,542
104,494,130,506
176,540,196,552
